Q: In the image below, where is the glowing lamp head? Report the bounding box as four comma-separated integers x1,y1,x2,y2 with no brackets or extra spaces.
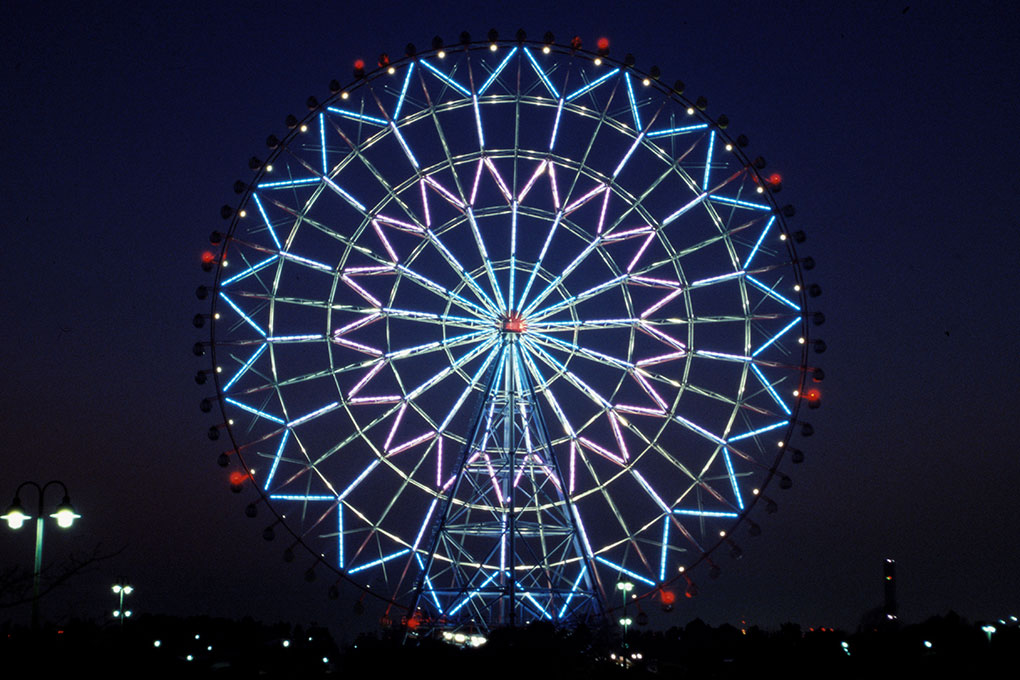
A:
2,498,30,530
50,496,80,529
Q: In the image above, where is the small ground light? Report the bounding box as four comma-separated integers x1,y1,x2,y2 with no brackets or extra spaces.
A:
153,640,161,647
982,625,996,642
841,641,850,656
923,640,932,648
282,639,291,647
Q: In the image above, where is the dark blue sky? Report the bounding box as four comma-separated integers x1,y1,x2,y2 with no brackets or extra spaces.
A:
1,1,1017,637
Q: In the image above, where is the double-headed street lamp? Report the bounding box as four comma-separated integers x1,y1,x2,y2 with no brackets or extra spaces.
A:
1,480,81,629
112,581,134,626
617,580,635,649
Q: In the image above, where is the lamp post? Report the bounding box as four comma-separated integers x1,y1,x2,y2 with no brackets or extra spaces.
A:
1,480,81,630
616,580,634,653
112,581,134,627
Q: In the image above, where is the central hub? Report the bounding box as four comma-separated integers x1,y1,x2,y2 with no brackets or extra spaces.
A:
502,311,527,333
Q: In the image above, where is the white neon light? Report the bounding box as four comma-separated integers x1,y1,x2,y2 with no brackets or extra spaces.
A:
287,402,339,428
661,192,708,227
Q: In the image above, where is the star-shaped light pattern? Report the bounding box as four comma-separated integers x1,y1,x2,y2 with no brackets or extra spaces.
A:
207,40,811,616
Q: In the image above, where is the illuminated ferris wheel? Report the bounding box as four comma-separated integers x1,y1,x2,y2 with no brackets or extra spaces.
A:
195,30,823,631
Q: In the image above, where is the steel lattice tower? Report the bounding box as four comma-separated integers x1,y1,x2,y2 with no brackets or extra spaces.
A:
407,329,603,631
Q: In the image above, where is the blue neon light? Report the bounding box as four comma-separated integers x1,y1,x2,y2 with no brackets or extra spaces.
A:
263,428,290,490
746,275,802,311
523,592,554,620
743,216,776,269
257,177,319,189
225,397,285,424
419,59,471,96
625,72,641,130
250,193,281,249
673,509,739,518
594,556,656,587
319,113,327,174
721,447,745,510
221,254,279,287
338,503,344,568
613,132,645,179
549,98,564,150
523,47,559,98
558,567,589,619
479,46,518,95
710,194,772,211
702,130,716,191
269,494,335,501
646,123,709,138
565,68,619,102
727,420,788,442
752,317,802,357
347,548,410,574
415,553,442,610
392,61,415,121
659,516,670,581
447,569,500,615
223,342,268,392
750,363,791,416
219,294,266,337
325,106,388,127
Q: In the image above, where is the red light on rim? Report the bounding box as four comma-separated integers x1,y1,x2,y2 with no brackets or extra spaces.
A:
597,37,610,51
769,173,782,185
353,59,365,70
202,251,216,263
229,471,247,486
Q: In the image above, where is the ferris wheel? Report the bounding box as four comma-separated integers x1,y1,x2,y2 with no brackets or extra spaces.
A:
194,30,823,631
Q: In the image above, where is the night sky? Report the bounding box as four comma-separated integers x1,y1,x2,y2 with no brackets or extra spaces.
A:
2,1,1018,639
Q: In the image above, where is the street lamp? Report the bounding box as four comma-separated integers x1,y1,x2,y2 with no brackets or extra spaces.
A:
616,580,634,649
112,581,134,626
2,480,81,630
